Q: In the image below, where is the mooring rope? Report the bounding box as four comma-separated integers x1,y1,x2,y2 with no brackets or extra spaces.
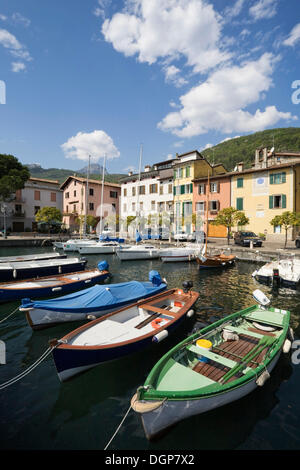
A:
0,306,19,324
0,346,55,390
104,403,132,450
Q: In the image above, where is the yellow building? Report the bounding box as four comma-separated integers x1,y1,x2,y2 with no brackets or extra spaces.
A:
173,150,226,234
231,148,300,241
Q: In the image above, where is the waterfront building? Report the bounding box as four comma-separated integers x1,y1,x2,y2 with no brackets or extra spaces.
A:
231,147,300,241
173,150,227,234
120,159,175,236
0,177,63,233
61,176,120,232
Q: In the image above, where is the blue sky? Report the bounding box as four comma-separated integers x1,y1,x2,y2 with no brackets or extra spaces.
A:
0,0,300,175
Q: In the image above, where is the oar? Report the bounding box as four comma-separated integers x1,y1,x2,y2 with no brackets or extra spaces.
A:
219,336,275,385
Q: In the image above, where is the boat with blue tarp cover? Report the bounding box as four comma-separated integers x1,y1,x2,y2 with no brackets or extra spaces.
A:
20,270,167,330
0,261,110,304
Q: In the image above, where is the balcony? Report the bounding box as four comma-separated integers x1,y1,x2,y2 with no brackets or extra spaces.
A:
12,211,26,218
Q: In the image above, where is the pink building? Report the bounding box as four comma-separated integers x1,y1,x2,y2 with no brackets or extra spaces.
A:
193,173,231,238
61,176,120,232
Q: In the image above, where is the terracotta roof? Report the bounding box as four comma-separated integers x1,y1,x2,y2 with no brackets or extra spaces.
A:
29,176,60,185
60,175,121,190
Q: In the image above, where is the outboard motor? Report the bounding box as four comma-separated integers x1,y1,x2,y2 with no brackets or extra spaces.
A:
272,268,280,289
182,280,193,293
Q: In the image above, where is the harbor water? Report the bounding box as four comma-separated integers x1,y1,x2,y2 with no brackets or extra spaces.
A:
0,246,300,450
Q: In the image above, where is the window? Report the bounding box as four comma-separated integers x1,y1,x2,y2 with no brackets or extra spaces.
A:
123,188,127,197
198,184,205,195
274,225,281,234
210,182,218,193
123,204,127,213
89,203,94,211
112,203,116,210
34,206,40,215
160,185,163,195
196,201,206,213
209,200,219,212
74,180,77,186
139,202,143,211
159,202,165,212
89,188,94,196
65,192,69,199
151,200,156,211
73,205,77,213
185,166,190,177
150,184,158,194
237,178,243,188
236,198,243,210
132,187,136,196
66,205,69,213
51,192,56,202
34,190,40,201
168,183,172,194
183,202,192,216
139,185,145,195
269,194,286,209
132,202,136,212
167,201,173,211
110,191,118,198
270,172,286,184
74,190,76,197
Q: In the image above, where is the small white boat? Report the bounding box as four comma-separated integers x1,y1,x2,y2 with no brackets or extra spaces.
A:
52,241,65,249
77,241,120,255
116,245,160,261
0,252,66,263
252,258,300,288
63,239,96,252
160,247,197,263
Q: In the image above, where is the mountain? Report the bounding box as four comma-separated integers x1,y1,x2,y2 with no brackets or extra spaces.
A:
201,127,300,171
78,163,108,175
27,164,125,185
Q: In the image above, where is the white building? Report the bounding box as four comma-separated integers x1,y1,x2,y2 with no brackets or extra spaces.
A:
1,177,63,233
120,159,175,236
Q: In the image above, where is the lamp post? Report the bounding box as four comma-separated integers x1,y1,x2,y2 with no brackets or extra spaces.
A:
1,204,7,239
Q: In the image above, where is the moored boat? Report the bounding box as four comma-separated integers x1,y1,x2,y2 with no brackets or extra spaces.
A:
77,241,120,254
131,290,291,440
116,244,160,260
0,257,87,282
252,258,300,288
20,270,167,330
0,252,66,263
195,252,236,269
0,261,110,303
160,247,197,263
49,282,199,381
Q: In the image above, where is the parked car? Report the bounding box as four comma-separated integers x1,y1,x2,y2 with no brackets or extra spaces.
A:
234,231,262,247
174,231,189,241
295,236,300,248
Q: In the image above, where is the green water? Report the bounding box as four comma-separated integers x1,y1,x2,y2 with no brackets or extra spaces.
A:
0,246,300,450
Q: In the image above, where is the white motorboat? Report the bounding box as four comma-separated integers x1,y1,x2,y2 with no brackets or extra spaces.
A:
116,244,161,260
62,239,96,252
160,246,198,262
252,257,300,288
77,241,120,254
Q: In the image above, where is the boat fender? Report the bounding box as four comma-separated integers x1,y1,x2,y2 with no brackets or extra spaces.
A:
52,287,62,292
288,327,294,342
283,338,292,353
58,266,62,274
87,314,96,320
13,269,17,279
256,370,270,387
186,309,194,318
153,329,168,343
253,321,276,332
223,329,239,341
131,393,164,413
151,318,163,329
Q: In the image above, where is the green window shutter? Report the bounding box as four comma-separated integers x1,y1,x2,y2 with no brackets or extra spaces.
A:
270,174,274,185
237,178,243,188
282,194,286,208
174,170,177,179
269,195,273,209
179,168,183,178
173,186,176,196
190,183,193,193
236,198,243,210
282,172,286,183
180,185,185,194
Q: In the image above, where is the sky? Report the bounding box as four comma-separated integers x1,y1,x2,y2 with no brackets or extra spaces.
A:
0,0,300,175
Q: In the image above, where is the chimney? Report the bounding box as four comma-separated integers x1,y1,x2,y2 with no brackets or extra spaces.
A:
144,165,151,172
255,149,260,168
237,162,244,172
262,147,268,168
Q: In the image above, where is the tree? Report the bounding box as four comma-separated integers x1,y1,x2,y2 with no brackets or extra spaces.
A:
211,207,250,245
270,211,300,248
35,207,62,224
0,154,30,201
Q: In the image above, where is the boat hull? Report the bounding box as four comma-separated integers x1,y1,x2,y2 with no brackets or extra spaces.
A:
0,270,109,304
116,250,160,260
0,259,87,282
78,245,118,254
196,255,235,269
139,350,282,440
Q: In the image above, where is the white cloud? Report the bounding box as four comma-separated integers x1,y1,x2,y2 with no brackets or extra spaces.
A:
0,14,7,21
173,140,184,148
224,0,245,19
11,61,26,72
61,130,120,161
157,53,297,138
12,12,31,27
0,28,32,64
163,65,188,88
102,0,231,75
203,143,213,149
220,135,241,143
249,0,278,21
282,23,300,47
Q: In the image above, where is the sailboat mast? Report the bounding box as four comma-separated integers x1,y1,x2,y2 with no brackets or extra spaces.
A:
84,155,91,238
205,170,209,255
136,143,143,234
100,154,106,235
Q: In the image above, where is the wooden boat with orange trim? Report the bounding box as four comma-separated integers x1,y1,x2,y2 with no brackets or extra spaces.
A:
195,252,236,269
49,283,199,382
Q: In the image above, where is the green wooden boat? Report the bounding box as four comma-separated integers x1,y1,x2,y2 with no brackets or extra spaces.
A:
131,291,292,440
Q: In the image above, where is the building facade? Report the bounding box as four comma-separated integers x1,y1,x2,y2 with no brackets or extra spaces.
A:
0,177,63,233
61,176,120,232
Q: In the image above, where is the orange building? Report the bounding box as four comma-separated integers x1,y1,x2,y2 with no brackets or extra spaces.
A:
193,170,231,238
